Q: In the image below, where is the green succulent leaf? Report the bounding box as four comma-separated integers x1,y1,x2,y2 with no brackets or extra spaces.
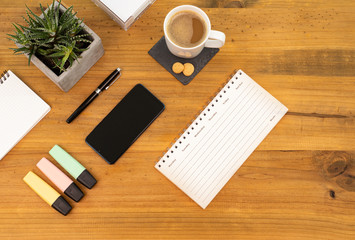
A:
8,0,92,72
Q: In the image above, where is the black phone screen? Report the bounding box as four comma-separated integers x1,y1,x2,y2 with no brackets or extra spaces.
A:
86,84,165,164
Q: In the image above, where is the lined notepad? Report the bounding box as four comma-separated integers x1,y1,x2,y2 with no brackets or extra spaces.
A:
0,70,50,160
155,70,288,209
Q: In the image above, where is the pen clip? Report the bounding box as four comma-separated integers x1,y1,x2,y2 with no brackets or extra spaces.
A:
105,71,121,90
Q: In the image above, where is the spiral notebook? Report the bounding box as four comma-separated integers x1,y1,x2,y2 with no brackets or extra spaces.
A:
0,70,51,160
155,70,288,209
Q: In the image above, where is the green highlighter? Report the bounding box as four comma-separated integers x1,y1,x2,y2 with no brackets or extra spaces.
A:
49,145,97,189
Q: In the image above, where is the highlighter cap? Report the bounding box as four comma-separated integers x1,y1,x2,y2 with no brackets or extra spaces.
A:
49,145,85,179
77,169,97,189
52,196,72,216
64,182,84,202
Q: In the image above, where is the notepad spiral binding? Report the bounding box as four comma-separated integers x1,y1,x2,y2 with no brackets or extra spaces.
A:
157,69,242,167
0,70,10,84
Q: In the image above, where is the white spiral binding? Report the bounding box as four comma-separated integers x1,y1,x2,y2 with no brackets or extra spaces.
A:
157,69,242,167
0,70,10,84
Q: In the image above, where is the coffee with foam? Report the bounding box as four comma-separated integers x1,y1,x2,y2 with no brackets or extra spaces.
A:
166,10,207,48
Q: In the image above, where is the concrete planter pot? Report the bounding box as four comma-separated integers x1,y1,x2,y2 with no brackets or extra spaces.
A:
18,1,104,92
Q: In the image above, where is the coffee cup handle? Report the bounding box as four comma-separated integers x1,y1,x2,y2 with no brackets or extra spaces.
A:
205,30,226,48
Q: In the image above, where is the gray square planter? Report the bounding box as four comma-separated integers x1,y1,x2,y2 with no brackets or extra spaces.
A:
18,1,104,92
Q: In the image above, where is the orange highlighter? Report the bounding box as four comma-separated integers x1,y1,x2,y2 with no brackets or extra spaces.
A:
23,171,72,216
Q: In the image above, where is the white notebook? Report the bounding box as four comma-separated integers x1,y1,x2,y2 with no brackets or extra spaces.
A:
155,70,288,209
0,70,51,160
100,0,150,22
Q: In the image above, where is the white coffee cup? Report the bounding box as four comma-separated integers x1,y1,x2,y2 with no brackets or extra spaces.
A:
164,5,226,59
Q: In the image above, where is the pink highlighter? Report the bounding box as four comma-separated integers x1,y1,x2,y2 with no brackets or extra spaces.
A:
37,158,84,202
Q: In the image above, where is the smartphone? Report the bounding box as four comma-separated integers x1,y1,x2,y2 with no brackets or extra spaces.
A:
86,84,165,164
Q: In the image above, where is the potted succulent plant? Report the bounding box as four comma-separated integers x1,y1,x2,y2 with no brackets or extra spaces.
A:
8,0,104,92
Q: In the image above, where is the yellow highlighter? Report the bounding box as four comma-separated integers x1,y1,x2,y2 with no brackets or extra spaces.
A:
23,171,72,216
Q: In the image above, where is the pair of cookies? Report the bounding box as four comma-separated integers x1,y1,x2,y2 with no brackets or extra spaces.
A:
172,62,194,76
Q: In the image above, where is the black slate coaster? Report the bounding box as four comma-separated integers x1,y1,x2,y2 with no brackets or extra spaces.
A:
148,36,219,85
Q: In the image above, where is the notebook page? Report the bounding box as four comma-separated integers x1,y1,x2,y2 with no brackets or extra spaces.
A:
155,70,288,209
0,71,50,160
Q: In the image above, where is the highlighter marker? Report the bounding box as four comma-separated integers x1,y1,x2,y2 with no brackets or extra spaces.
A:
37,158,84,202
49,145,97,189
23,171,72,216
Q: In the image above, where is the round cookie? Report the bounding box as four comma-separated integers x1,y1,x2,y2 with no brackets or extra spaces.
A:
172,62,184,74
183,63,194,76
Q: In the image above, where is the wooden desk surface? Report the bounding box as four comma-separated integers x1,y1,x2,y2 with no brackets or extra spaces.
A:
1,0,355,239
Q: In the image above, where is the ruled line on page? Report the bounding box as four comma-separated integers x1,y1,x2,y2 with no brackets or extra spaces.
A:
192,100,275,198
161,75,250,176
171,82,253,177
199,107,285,208
201,105,284,205
198,104,278,202
183,93,268,192
200,123,270,206
175,85,258,183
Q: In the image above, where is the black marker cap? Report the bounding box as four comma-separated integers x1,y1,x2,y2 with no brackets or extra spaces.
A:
64,182,84,202
77,169,97,189
52,196,72,216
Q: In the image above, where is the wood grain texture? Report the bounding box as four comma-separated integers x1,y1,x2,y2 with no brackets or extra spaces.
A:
0,0,355,239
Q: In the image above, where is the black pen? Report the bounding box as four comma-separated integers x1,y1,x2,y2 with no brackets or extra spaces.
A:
66,68,121,124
